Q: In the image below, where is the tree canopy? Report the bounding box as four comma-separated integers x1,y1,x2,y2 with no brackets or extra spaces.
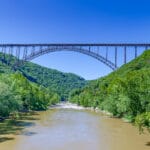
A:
69,50,150,132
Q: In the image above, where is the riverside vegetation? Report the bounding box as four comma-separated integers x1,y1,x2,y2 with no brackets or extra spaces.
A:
69,50,150,133
0,51,149,133
0,53,87,119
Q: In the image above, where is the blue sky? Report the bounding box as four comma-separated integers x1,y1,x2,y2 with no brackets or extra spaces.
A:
0,0,150,79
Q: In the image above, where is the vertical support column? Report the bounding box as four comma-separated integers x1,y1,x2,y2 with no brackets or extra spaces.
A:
0,46,1,61
48,45,51,51
0,46,3,62
9,46,13,56
145,46,148,51
115,46,117,68
8,46,11,55
80,46,82,50
1,46,3,53
124,46,127,64
16,46,20,61
31,46,35,55
8,46,13,65
106,46,108,61
97,46,99,55
3,46,6,62
135,46,137,58
40,46,43,53
71,45,74,51
1,46,3,62
23,47,27,60
0,46,2,53
89,46,91,52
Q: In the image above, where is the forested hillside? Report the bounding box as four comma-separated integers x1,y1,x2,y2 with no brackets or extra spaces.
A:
0,52,87,119
20,62,87,100
69,50,150,132
0,53,87,100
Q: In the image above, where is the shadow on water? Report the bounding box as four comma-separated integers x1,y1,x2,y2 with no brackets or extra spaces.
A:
0,137,15,143
146,142,150,146
0,112,39,142
21,131,37,136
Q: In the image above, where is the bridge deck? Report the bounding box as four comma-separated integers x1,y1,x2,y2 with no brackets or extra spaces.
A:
0,43,150,47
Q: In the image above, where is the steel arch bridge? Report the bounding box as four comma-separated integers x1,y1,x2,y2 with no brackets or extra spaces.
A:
0,43,150,70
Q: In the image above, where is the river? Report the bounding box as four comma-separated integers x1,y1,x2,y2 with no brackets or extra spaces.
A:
0,103,150,150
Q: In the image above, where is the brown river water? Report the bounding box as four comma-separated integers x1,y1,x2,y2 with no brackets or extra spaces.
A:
0,103,150,150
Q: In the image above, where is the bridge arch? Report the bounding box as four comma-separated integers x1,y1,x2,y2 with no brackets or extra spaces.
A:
23,47,117,70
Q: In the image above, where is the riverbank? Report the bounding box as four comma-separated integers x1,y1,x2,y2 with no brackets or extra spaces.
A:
51,102,117,117
0,106,149,150
50,102,85,110
52,102,145,132
61,102,134,122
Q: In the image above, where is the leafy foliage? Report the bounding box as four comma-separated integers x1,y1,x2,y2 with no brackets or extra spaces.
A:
0,72,60,118
0,81,22,117
0,52,86,118
135,112,150,133
69,50,150,131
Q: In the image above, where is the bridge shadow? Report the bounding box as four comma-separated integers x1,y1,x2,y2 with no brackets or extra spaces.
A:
0,112,39,142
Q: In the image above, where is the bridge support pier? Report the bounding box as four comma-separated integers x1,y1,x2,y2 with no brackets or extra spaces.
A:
16,47,20,64
115,46,117,67
8,46,13,65
124,46,127,64
135,46,137,58
106,46,108,61
2,46,6,63
23,47,27,60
